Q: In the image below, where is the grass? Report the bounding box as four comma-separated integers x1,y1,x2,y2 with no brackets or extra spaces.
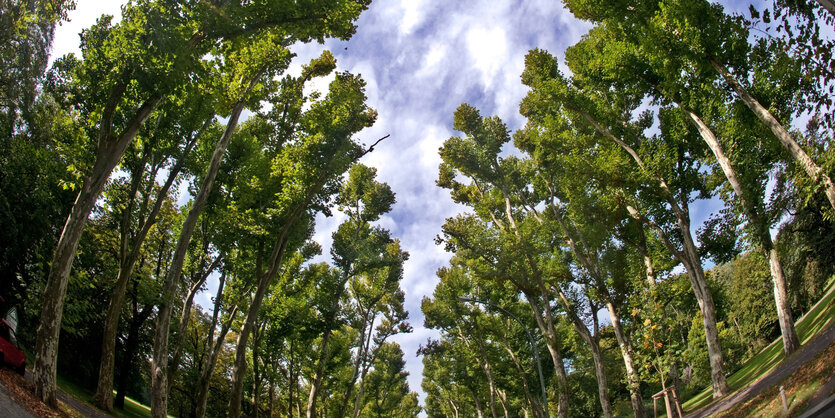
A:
55,374,157,418
717,339,835,417
682,276,835,413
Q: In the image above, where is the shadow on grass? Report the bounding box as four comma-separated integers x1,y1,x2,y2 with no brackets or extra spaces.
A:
682,278,835,413
55,374,155,418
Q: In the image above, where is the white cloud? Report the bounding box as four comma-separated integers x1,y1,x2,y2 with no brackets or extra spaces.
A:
54,0,598,412
400,0,431,35
466,25,510,90
50,0,127,63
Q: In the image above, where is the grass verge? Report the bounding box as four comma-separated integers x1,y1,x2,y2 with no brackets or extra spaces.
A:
682,277,835,412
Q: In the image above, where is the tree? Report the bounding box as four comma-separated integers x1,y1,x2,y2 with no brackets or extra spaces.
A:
357,342,421,418
34,0,372,405
520,48,731,397
306,163,402,418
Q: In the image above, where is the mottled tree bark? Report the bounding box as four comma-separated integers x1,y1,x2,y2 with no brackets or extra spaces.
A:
709,57,835,212
573,107,729,397
556,291,613,418
34,91,162,406
685,108,799,355
306,330,333,418
150,98,247,417
604,299,646,418
94,131,202,410
526,294,568,418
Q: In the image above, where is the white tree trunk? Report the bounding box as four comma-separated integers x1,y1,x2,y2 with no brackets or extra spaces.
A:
34,93,161,406
709,57,835,212
150,100,246,417
686,109,800,355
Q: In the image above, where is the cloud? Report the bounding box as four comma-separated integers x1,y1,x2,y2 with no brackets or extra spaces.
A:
53,0,597,411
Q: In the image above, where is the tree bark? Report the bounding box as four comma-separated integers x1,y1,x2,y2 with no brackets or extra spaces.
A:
195,304,238,418
150,98,247,417
556,292,613,418
169,255,221,385
604,299,646,418
814,0,835,16
627,203,730,398
34,92,162,406
685,108,800,355
229,213,301,418
525,294,568,418
306,329,333,418
572,106,730,398
115,300,153,409
708,57,835,212
350,313,377,418
500,330,542,418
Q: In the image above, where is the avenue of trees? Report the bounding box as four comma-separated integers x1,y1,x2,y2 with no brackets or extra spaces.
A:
421,0,835,417
1,0,420,417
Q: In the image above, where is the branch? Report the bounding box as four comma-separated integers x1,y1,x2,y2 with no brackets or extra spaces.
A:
358,134,390,157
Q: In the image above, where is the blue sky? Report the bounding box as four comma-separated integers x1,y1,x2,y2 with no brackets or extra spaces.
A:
51,0,774,409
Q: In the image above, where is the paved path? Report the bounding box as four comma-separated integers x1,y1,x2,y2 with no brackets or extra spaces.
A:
0,376,34,418
686,322,835,418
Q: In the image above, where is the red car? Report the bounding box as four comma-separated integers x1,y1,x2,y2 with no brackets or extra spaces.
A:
0,318,25,375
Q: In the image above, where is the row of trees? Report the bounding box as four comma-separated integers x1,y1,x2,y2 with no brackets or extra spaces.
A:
1,0,421,417
421,0,834,416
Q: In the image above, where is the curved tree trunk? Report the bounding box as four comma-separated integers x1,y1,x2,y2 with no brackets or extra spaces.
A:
500,332,542,418
195,303,237,418
708,57,835,212
557,292,613,418
526,294,568,418
306,329,333,418
34,92,161,406
685,108,800,355
93,118,203,411
604,299,646,417
573,107,730,398
169,256,221,385
150,99,247,417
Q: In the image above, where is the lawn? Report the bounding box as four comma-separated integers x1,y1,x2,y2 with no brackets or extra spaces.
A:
56,374,157,418
682,276,835,413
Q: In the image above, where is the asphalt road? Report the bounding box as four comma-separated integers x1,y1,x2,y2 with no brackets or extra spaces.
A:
686,322,835,418
0,378,34,418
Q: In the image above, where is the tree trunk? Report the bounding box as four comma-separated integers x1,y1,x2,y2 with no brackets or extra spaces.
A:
557,292,612,418
339,310,371,418
34,93,161,406
604,299,645,418
525,295,568,418
195,305,237,418
169,256,221,385
350,313,377,418
229,223,297,418
708,57,835,212
306,330,333,418
465,325,499,418
472,388,486,418
640,201,730,398
114,301,153,409
685,108,800,355
587,103,731,398
500,334,542,418
150,99,246,417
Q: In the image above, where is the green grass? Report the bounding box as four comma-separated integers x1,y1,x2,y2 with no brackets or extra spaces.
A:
55,374,158,418
682,276,835,413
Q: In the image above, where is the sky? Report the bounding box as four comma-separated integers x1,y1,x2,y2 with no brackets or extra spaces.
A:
50,0,763,410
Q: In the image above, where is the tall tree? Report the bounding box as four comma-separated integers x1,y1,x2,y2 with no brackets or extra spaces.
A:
34,0,372,405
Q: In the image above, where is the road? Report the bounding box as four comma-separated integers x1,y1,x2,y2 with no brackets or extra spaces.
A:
686,322,835,418
0,377,34,418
